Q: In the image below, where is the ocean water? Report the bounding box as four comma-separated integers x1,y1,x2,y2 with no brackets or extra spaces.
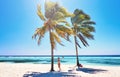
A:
0,55,120,66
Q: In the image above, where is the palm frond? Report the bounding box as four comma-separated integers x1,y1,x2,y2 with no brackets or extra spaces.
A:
87,25,95,32
84,14,90,20
44,0,72,20
82,21,96,25
75,39,81,48
74,9,84,15
57,19,67,23
32,25,48,45
32,28,43,45
37,36,42,45
77,34,89,47
55,28,66,39
45,1,56,13
47,20,57,29
37,5,46,21
52,11,64,20
40,25,48,36
82,32,94,40
55,25,72,41
32,28,41,39
59,7,72,17
45,1,57,18
56,19,70,26
66,34,71,42
51,32,64,46
71,14,79,24
76,26,88,33
56,25,73,35
71,9,91,24
78,26,94,39
71,14,85,24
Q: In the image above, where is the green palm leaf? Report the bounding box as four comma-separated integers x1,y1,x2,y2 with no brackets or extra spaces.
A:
82,21,96,25
82,32,94,40
85,25,95,32
77,33,89,47
75,39,81,48
56,25,73,35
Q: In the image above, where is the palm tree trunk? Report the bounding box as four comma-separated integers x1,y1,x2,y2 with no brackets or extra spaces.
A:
50,45,54,71
74,36,80,67
49,30,54,72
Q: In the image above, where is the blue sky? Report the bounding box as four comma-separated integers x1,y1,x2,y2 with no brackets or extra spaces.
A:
0,0,120,55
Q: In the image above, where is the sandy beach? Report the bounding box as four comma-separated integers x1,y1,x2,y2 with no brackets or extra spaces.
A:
0,63,120,77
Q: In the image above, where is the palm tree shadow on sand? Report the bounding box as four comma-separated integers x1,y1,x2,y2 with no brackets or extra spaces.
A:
23,71,81,77
76,67,107,74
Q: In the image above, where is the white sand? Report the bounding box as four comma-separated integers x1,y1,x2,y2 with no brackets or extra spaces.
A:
0,63,120,77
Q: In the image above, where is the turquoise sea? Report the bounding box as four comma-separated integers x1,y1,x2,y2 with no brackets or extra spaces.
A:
0,55,120,66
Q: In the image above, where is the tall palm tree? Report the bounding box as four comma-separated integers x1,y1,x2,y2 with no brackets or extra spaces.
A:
71,9,95,67
32,1,72,71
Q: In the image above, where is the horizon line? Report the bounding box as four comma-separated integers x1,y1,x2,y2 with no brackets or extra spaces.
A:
0,55,120,57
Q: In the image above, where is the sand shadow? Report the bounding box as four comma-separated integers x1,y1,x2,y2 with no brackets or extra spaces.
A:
76,67,107,74
23,71,81,77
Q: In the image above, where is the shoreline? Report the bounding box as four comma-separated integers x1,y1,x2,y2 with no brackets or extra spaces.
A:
0,63,120,77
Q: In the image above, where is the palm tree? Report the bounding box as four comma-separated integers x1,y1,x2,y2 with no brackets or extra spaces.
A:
32,1,72,71
71,9,95,67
